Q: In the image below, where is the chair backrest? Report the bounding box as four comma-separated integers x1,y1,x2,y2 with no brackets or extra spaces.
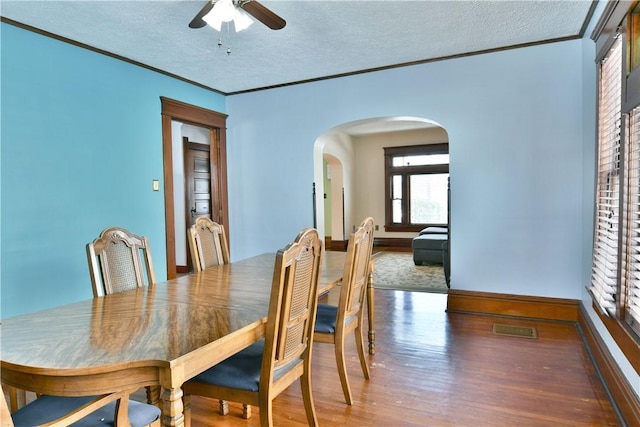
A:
187,217,230,272
86,227,156,297
261,227,323,383
337,217,374,328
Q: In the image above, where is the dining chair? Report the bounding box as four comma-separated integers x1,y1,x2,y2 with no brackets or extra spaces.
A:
85,226,158,406
183,227,323,427
187,217,242,417
187,217,230,272
314,216,374,405
1,384,161,427
86,226,156,298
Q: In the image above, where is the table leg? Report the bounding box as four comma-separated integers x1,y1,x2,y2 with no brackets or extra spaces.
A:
146,385,161,406
367,264,375,355
161,387,185,427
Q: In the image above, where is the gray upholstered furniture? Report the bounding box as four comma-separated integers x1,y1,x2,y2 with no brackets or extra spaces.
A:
412,227,448,266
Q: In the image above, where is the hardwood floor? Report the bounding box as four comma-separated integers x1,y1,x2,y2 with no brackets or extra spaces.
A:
181,291,620,426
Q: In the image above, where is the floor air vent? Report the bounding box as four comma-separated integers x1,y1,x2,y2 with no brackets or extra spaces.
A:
492,324,537,339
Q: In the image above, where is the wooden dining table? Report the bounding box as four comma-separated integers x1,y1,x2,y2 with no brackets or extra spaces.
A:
0,250,377,427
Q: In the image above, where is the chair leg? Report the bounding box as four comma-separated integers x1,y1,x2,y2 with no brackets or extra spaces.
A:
8,386,26,411
218,399,229,415
242,403,251,419
300,367,318,426
335,336,353,405
354,325,371,379
183,394,192,427
258,396,274,427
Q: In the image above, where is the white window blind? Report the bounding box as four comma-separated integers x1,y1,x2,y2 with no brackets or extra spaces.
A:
591,36,622,315
623,106,640,335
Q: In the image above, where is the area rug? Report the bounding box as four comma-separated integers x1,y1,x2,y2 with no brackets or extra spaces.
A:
372,252,448,293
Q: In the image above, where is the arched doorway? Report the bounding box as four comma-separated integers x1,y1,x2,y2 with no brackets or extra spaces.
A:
313,116,449,250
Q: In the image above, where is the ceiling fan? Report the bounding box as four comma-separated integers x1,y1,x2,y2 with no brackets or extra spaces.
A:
189,0,286,31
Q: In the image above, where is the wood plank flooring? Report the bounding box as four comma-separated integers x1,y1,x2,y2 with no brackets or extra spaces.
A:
181,291,620,426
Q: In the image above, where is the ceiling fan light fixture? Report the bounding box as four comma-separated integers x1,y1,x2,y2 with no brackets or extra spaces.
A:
233,7,254,32
203,0,253,32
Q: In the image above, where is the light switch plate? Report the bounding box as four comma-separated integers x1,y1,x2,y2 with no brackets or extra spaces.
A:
152,180,159,191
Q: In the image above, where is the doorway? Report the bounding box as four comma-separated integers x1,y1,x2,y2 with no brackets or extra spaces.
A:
161,97,229,279
313,116,448,249
323,154,346,250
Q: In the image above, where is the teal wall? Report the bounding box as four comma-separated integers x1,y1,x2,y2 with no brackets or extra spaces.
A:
0,23,225,318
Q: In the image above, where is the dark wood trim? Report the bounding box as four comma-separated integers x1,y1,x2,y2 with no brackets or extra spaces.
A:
591,302,640,375
579,304,640,425
446,289,580,322
384,143,450,230
227,36,581,95
383,143,449,156
161,97,228,280
176,265,189,275
373,237,413,249
161,114,177,279
0,17,225,95
1,16,583,97
578,0,601,38
329,240,348,252
161,97,228,127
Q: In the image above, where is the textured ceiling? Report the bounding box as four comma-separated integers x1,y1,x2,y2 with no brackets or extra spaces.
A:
1,1,595,95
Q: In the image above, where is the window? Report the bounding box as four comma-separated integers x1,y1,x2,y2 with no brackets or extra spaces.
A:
590,1,640,365
384,144,449,232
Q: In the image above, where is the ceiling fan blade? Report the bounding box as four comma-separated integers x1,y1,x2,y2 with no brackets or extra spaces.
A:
241,0,286,30
189,1,214,29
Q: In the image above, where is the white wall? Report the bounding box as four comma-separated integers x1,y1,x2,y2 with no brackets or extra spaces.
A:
318,132,353,241
227,39,585,302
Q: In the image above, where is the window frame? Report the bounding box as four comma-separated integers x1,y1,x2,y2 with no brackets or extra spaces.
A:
383,143,449,232
590,0,640,376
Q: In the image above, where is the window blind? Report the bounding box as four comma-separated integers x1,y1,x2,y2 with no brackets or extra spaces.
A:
591,36,622,315
623,106,640,335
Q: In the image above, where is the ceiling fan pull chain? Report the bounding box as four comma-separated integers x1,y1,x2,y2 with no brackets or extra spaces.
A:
226,22,232,55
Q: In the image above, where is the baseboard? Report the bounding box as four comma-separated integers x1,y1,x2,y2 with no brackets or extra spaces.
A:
328,240,347,251
579,305,640,426
446,290,639,425
373,237,413,249
446,289,580,322
176,265,189,274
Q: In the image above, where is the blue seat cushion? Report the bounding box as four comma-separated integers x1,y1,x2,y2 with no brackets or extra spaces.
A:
189,340,265,392
11,395,161,427
314,303,337,334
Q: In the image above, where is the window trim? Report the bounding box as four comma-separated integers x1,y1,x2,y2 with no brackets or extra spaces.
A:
384,143,449,232
590,0,640,376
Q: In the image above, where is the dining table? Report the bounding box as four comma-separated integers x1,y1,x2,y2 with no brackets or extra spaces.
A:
0,250,377,427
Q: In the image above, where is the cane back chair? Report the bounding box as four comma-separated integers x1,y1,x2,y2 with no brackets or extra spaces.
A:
314,217,374,404
183,227,323,427
188,217,230,272
86,226,156,298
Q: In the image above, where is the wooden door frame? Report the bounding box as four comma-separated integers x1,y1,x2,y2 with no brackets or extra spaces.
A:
161,97,228,279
